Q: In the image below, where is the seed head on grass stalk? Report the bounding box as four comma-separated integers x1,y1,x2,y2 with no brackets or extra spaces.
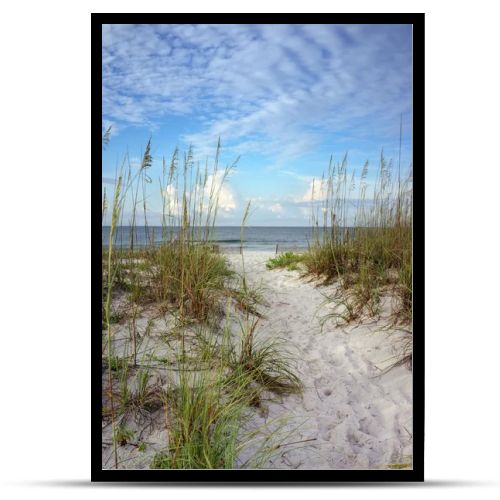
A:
104,173,123,469
103,139,306,469
102,125,112,149
130,139,153,250
302,148,412,363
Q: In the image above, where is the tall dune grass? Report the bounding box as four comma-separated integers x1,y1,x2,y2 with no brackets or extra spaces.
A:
102,138,302,469
103,139,238,322
303,152,412,328
151,321,300,469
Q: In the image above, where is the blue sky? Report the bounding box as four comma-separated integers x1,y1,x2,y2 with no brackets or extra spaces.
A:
102,24,412,226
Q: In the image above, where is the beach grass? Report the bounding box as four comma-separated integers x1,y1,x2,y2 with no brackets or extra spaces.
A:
266,251,304,271
297,153,412,372
102,134,412,469
102,138,302,469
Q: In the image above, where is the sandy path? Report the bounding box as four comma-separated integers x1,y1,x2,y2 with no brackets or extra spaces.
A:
227,250,413,470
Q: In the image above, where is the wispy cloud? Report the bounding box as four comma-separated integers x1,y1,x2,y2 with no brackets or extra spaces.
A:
102,24,412,226
102,24,411,161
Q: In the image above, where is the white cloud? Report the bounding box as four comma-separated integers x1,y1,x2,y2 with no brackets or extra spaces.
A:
204,172,236,212
269,203,283,214
102,24,412,160
161,171,237,216
301,178,329,202
162,184,180,214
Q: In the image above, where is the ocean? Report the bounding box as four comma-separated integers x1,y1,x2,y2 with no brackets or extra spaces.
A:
101,226,326,252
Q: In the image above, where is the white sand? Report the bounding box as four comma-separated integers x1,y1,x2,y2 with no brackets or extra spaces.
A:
102,249,412,470
226,250,413,470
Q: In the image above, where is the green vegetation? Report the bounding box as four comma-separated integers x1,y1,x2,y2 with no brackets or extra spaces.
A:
301,153,412,328
102,136,302,469
152,347,254,469
266,251,304,271
113,425,134,447
236,318,302,395
292,152,413,375
150,321,300,469
102,131,412,470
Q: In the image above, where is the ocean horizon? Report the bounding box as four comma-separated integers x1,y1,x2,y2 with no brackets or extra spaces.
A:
101,225,340,251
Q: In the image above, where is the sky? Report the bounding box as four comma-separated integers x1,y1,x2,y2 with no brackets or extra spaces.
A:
102,24,412,226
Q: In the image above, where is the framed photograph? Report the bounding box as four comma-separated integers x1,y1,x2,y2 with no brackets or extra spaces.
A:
94,13,424,482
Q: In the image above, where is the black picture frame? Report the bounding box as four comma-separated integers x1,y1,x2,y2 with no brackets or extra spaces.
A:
93,13,424,483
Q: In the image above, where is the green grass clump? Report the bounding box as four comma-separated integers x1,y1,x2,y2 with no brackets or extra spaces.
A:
151,242,233,320
302,152,412,327
113,424,134,447
237,318,302,395
103,355,127,372
102,138,303,470
102,139,239,324
150,321,300,469
266,252,304,271
152,369,252,469
238,338,302,395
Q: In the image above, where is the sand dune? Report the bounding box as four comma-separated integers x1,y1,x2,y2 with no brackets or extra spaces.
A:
102,249,412,470
228,250,412,470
